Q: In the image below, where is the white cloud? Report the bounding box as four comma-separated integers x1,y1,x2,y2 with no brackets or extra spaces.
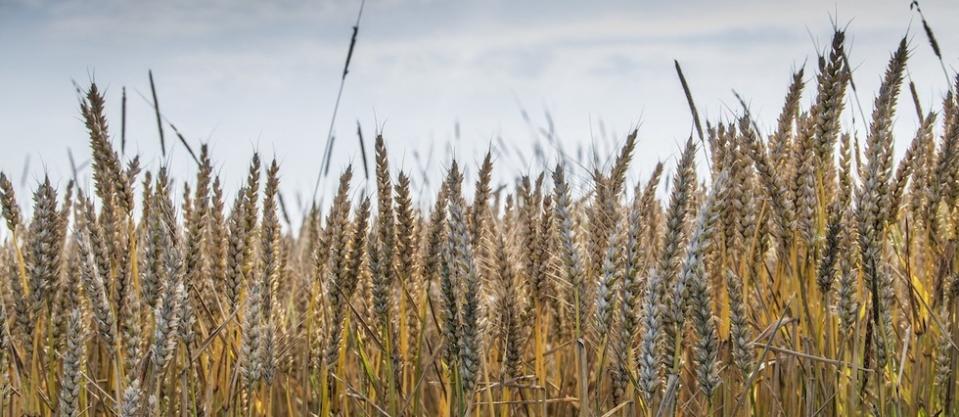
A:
1,0,957,212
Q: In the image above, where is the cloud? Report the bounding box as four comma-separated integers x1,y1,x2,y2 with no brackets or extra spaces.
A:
1,0,957,204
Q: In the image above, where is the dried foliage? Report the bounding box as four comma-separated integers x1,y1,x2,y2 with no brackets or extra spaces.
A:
1,31,959,417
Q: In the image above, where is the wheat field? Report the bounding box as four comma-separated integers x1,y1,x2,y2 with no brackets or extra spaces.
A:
1,29,959,417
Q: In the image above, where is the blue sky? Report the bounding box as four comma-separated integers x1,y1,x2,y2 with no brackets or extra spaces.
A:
1,0,957,215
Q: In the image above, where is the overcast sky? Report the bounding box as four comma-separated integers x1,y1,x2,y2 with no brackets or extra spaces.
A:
1,0,958,215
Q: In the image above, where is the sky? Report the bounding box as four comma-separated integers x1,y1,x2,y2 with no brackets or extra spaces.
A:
1,0,958,218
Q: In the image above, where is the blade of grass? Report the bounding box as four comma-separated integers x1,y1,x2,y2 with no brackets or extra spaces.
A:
148,70,166,157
